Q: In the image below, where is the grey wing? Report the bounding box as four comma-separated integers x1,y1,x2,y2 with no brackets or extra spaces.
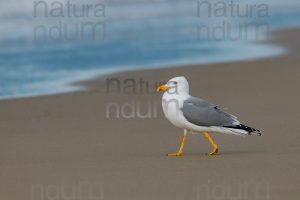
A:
181,97,239,127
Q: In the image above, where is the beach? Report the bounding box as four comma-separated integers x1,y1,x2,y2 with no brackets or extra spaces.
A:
0,28,299,199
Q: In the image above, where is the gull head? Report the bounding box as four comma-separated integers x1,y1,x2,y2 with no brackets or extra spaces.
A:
157,76,189,95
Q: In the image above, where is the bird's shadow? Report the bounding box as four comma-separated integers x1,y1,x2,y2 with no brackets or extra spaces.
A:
178,150,265,158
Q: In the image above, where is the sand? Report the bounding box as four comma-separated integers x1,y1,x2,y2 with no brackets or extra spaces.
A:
0,28,299,200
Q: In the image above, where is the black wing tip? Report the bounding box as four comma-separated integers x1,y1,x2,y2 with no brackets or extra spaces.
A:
240,124,262,136
250,129,262,136
223,124,262,136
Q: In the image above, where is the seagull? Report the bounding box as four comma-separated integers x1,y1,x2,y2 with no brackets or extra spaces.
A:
157,76,261,156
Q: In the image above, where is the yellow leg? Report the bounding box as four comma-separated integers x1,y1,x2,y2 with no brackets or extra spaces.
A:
203,132,219,155
167,130,187,156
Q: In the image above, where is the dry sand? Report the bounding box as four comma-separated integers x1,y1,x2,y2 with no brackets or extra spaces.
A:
0,29,299,200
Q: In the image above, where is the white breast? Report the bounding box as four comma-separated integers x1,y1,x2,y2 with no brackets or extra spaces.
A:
162,93,188,129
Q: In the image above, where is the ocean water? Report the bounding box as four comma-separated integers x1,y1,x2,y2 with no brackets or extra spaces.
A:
0,0,299,99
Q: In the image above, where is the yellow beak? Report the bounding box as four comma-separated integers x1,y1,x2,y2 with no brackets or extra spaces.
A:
157,84,169,92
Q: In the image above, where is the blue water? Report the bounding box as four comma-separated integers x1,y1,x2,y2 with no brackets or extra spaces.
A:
0,0,299,99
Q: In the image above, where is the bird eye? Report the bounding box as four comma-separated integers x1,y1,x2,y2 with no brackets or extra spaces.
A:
173,81,178,85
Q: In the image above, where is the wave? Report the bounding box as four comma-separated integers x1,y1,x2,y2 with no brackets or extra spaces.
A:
0,0,299,99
